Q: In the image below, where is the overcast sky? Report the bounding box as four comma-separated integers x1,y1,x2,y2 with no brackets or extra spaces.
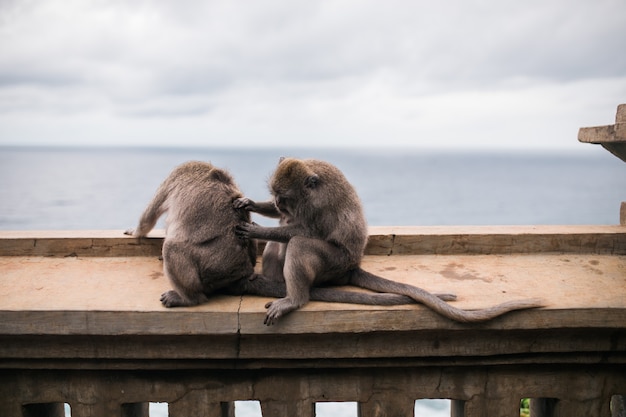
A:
1,0,625,151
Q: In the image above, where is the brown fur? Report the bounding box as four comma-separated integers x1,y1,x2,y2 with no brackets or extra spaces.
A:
126,161,257,307
234,157,543,325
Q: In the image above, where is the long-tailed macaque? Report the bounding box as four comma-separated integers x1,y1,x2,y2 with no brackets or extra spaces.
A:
234,157,543,325
126,160,419,309
125,161,258,307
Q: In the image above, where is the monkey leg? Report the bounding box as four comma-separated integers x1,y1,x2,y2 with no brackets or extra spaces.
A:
221,273,288,298
264,237,346,325
160,241,209,307
261,241,286,280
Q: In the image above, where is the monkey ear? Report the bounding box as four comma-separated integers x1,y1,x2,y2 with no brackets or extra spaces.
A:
304,174,319,189
210,169,232,184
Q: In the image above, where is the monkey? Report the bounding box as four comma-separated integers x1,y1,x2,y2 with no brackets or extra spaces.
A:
234,157,544,325
125,161,258,307
124,160,415,309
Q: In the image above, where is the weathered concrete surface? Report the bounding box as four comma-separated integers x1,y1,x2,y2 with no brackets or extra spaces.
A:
579,103,626,162
0,227,625,337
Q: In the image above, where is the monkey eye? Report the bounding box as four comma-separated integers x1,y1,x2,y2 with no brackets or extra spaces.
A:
272,188,289,198
273,195,290,214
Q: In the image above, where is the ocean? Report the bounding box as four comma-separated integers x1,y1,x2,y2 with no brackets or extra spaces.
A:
1,146,624,230
1,146,625,417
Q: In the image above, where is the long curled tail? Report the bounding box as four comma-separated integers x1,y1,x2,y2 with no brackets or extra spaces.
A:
223,273,416,305
310,288,415,305
223,273,455,305
348,268,544,323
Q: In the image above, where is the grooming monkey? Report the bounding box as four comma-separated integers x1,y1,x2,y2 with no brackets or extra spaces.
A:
235,157,543,325
125,161,258,307
126,160,420,308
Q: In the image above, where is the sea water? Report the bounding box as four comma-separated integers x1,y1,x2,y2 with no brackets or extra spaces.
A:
1,146,624,230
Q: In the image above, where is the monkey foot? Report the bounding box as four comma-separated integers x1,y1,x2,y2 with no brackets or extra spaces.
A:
264,298,299,326
160,290,186,308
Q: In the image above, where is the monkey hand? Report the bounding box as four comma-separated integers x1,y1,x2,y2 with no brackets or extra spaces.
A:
233,197,257,211
124,228,148,238
235,222,260,240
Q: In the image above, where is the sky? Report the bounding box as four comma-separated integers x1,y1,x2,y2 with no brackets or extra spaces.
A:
0,0,625,151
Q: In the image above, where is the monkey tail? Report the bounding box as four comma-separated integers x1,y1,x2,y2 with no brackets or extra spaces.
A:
310,287,415,305
348,268,544,323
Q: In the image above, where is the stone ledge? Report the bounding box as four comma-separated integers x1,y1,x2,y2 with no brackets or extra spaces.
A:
1,225,625,256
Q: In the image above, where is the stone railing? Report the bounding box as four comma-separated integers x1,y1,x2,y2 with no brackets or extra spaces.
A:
579,103,626,225
0,225,625,417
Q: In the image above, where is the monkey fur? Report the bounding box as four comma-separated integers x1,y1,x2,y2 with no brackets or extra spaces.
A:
125,161,258,307
124,160,406,309
234,157,543,325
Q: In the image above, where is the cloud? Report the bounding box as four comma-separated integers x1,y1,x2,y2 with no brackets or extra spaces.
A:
0,0,625,149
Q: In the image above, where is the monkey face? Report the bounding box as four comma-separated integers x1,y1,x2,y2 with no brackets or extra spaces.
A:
272,195,290,214
269,158,320,217
270,185,299,217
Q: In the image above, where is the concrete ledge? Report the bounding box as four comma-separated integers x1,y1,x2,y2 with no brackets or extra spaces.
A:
0,227,624,347
578,103,626,162
1,225,625,256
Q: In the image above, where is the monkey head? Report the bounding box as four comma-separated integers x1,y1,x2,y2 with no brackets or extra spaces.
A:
268,157,320,216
